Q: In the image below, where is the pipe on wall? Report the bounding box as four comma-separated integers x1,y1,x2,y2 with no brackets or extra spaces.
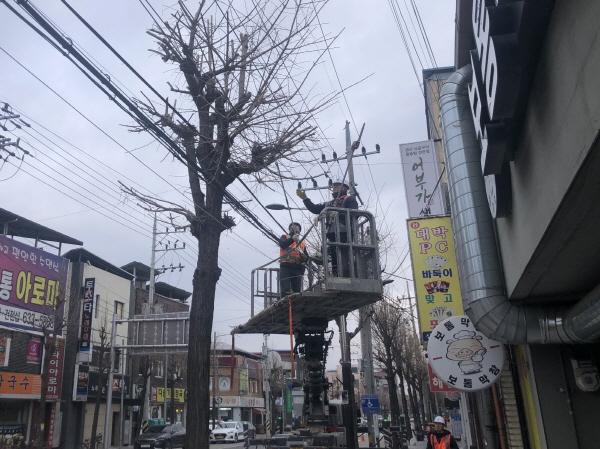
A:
439,65,600,344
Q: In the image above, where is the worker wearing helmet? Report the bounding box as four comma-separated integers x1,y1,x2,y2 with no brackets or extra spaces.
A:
296,181,358,213
426,416,459,449
297,181,358,277
279,222,308,297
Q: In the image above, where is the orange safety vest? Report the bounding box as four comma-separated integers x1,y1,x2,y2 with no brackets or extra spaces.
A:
429,433,451,449
279,237,306,264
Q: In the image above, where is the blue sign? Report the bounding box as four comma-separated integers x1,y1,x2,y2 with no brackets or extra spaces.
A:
360,395,380,413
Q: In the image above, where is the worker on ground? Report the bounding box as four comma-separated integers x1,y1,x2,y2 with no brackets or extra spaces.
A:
297,180,358,276
426,416,459,449
279,222,308,297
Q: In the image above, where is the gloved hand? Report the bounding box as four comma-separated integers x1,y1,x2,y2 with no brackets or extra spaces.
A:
296,189,307,200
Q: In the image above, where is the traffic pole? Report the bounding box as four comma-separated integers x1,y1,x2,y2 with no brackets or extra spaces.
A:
104,313,117,449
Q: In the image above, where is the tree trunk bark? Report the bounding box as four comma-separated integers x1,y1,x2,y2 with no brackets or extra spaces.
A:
384,346,400,427
407,378,421,434
91,348,107,449
396,365,410,428
417,378,427,427
186,216,222,449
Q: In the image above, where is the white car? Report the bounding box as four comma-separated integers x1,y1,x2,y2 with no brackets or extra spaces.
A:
210,421,244,443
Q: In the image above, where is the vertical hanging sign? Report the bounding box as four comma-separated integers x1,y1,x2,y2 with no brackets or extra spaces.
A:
399,140,445,217
79,278,95,361
407,216,465,342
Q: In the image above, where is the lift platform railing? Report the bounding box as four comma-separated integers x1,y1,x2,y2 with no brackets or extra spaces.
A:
250,258,321,317
318,207,382,295
251,259,280,317
248,208,382,318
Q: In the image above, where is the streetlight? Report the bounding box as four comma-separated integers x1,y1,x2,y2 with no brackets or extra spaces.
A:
265,203,305,211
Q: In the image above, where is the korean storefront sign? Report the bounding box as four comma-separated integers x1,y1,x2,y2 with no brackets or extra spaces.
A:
0,235,68,332
46,337,65,401
209,395,265,408
26,336,42,364
239,368,249,394
427,316,504,391
407,216,464,341
399,140,445,217
0,371,42,399
155,387,186,403
79,278,95,360
73,363,89,401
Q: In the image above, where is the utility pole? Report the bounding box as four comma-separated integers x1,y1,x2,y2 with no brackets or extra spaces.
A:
0,104,30,173
262,335,272,437
360,310,377,447
148,213,157,311
104,313,118,449
311,121,381,446
148,216,188,312
212,333,219,425
339,121,359,449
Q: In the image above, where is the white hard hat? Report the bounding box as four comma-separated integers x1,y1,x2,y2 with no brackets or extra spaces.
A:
433,416,446,424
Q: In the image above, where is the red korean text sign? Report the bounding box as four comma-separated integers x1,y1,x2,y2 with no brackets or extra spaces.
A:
46,337,65,401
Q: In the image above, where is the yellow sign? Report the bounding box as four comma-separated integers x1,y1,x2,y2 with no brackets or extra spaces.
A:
156,387,185,403
407,216,464,340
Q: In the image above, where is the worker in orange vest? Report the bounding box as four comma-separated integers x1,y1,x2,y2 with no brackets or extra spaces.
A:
279,222,308,297
426,416,459,449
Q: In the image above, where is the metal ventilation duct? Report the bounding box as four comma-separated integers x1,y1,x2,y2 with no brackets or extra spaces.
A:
439,65,600,344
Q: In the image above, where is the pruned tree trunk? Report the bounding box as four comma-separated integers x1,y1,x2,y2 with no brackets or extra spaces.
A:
396,364,410,427
120,3,336,448
187,219,222,445
384,346,400,427
90,328,108,449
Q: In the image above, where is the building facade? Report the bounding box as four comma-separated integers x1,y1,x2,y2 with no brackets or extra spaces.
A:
0,209,81,448
62,248,133,448
437,1,600,448
210,344,265,426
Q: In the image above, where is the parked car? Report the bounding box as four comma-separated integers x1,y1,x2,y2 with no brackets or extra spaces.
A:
209,421,223,442
240,421,256,438
135,422,185,449
210,421,245,442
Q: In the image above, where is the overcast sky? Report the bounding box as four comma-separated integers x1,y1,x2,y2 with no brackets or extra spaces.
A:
0,0,455,366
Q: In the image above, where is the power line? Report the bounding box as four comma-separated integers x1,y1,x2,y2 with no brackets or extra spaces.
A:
4,103,254,294
6,2,282,243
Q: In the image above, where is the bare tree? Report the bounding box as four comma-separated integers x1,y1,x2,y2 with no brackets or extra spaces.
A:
90,326,109,449
121,2,334,447
371,301,402,426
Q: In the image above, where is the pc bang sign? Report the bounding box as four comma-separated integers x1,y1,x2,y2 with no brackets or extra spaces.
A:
0,235,68,332
407,216,464,342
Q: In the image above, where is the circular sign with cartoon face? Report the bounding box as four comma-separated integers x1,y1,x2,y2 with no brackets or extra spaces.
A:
427,315,504,391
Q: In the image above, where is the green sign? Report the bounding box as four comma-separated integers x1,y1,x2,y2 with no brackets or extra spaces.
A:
285,388,293,413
